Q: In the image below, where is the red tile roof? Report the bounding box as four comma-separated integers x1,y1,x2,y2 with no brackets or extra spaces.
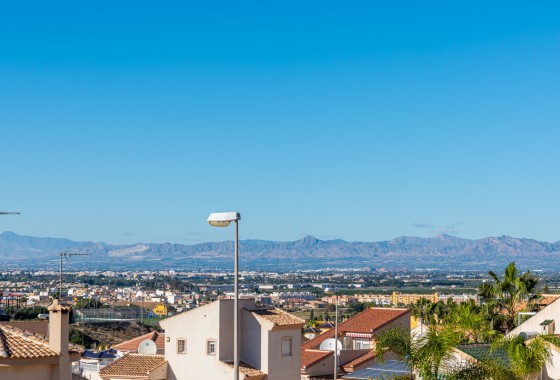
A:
342,349,377,372
0,324,82,359
113,331,165,352
99,353,166,377
301,349,333,369
302,307,410,350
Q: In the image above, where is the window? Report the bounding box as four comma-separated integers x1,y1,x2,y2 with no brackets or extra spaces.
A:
353,338,371,350
177,338,186,354
207,339,216,355
281,337,292,357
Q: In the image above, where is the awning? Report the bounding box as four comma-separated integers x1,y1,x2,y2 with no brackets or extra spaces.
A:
346,332,372,338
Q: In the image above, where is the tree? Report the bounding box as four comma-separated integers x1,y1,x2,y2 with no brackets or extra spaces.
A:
478,262,539,333
347,302,366,314
374,325,463,379
13,306,48,320
444,357,517,380
493,335,551,380
410,298,433,323
448,301,494,343
69,328,97,348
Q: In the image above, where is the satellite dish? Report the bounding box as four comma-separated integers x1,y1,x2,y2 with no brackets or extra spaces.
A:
319,338,342,353
138,339,157,355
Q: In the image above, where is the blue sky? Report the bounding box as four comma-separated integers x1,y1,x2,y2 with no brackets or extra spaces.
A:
1,2,559,245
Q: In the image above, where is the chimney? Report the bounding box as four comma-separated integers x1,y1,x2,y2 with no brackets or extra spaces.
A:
48,299,72,380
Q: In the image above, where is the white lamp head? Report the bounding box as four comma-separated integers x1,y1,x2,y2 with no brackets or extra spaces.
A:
207,212,241,227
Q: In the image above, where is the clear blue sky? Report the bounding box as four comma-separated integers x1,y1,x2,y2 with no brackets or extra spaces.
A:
1,2,559,245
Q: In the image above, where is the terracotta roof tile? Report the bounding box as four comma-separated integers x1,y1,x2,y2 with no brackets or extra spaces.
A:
249,308,305,327
113,331,165,352
301,349,332,369
0,325,58,358
342,349,377,372
539,295,560,306
224,360,266,378
99,353,166,377
302,307,410,350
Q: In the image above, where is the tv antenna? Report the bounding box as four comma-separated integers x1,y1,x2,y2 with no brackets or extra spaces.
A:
0,211,20,215
59,250,92,301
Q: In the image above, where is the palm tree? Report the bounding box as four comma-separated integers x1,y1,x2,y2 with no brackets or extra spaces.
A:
410,298,433,323
493,335,551,380
444,357,518,380
374,325,463,379
449,300,495,343
478,262,539,333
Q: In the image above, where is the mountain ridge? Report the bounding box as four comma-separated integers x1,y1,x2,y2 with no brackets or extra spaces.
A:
2,231,560,270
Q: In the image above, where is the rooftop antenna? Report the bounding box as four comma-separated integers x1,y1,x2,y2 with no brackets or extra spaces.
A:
0,211,21,215
59,250,92,301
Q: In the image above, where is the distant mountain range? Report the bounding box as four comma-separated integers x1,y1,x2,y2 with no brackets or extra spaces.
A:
1,231,560,271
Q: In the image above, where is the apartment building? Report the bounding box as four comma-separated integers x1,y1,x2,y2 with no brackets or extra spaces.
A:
391,291,438,306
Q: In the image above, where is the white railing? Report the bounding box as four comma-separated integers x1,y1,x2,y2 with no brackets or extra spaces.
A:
80,362,108,372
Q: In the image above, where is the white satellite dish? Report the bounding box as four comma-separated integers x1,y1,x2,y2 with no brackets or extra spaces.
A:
319,338,342,354
138,339,157,355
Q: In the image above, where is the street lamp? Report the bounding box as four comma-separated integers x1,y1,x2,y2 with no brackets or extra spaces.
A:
325,287,339,380
208,212,241,380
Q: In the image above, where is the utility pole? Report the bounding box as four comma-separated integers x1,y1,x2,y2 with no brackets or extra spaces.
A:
59,251,91,301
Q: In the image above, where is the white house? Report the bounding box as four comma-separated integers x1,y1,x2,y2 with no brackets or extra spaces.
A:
507,297,560,380
160,298,304,380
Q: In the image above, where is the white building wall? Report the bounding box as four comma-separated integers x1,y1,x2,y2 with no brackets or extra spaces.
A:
506,299,560,380
162,301,222,380
161,298,256,380
508,298,560,338
240,309,264,370
266,328,302,380
541,345,560,380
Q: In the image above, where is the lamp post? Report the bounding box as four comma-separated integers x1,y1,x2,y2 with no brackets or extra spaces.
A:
208,212,241,380
325,287,339,380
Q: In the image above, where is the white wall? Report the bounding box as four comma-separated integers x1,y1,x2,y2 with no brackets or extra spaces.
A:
162,301,222,380
266,328,302,380
508,299,560,338
241,308,263,370
161,298,256,380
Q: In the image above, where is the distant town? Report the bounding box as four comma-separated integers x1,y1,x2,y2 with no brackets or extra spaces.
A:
2,266,559,331
3,263,560,379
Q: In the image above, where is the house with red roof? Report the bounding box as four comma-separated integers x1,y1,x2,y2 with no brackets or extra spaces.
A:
0,299,83,380
301,307,410,379
114,331,166,355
